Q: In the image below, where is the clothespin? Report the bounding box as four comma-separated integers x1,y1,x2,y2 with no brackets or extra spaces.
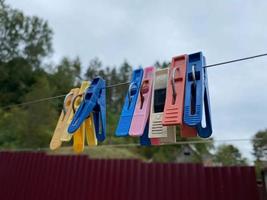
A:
162,55,197,137
115,68,143,137
49,88,79,150
184,52,212,138
69,81,97,153
129,66,155,136
139,121,150,146
68,77,106,142
85,113,97,146
149,68,176,144
139,120,160,146
60,88,80,142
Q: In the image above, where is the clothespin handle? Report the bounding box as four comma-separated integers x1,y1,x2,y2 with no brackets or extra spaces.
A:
94,81,106,142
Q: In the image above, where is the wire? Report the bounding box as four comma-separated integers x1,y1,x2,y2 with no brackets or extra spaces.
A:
2,94,67,109
106,81,130,88
204,52,267,68
0,138,263,152
1,52,267,109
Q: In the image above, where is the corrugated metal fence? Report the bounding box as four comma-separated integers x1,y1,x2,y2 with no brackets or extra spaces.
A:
0,152,259,200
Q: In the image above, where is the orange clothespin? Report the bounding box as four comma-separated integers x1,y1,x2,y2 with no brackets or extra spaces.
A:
50,88,79,150
162,55,197,137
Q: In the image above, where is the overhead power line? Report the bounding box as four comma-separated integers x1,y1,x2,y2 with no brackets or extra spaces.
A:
2,52,267,110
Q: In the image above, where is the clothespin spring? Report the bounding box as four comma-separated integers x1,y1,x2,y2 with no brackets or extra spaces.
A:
62,92,74,115
72,93,83,114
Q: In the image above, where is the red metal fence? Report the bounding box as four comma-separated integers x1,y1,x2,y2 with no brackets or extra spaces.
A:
0,152,259,200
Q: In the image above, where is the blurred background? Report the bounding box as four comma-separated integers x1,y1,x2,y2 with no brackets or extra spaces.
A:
0,0,267,178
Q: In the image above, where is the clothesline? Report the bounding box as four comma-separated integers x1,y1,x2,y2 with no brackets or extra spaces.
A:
2,52,267,110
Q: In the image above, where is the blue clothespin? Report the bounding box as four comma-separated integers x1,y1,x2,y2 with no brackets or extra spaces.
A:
115,68,144,137
139,121,151,146
184,52,212,138
68,77,106,142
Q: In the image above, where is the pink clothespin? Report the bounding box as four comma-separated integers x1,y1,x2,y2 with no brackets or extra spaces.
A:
129,66,155,136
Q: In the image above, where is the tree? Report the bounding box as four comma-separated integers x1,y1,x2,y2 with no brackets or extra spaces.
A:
214,144,247,166
0,0,53,107
252,129,267,161
154,61,170,69
85,57,102,80
0,58,35,106
0,76,57,148
50,57,81,94
0,0,53,66
252,129,267,179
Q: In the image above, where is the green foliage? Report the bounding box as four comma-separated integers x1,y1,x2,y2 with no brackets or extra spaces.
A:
252,129,267,161
0,0,56,148
0,58,35,106
0,0,53,107
0,0,53,66
154,61,170,69
213,144,247,166
251,129,267,179
0,77,57,148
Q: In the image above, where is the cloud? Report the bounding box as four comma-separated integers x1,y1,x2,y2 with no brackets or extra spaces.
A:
6,0,267,161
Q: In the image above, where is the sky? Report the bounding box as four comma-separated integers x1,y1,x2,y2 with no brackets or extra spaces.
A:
6,0,267,161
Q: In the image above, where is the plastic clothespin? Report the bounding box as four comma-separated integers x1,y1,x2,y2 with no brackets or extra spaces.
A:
149,68,176,144
60,88,80,142
184,52,212,138
49,88,79,150
72,81,98,152
139,120,160,146
129,66,155,136
139,121,150,146
68,77,106,142
115,68,143,137
70,81,91,153
85,113,97,146
162,55,197,137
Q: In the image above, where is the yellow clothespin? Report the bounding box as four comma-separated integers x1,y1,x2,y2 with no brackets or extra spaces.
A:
72,81,97,153
60,88,80,141
85,113,97,146
50,88,79,150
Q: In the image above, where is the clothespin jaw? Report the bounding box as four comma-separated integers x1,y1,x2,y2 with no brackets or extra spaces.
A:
184,52,212,138
115,68,144,137
85,113,97,146
50,88,79,150
93,79,106,142
68,77,105,134
196,58,212,138
129,66,155,136
149,68,176,143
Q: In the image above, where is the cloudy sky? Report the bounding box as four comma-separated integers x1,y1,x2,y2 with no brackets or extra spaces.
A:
7,0,267,161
